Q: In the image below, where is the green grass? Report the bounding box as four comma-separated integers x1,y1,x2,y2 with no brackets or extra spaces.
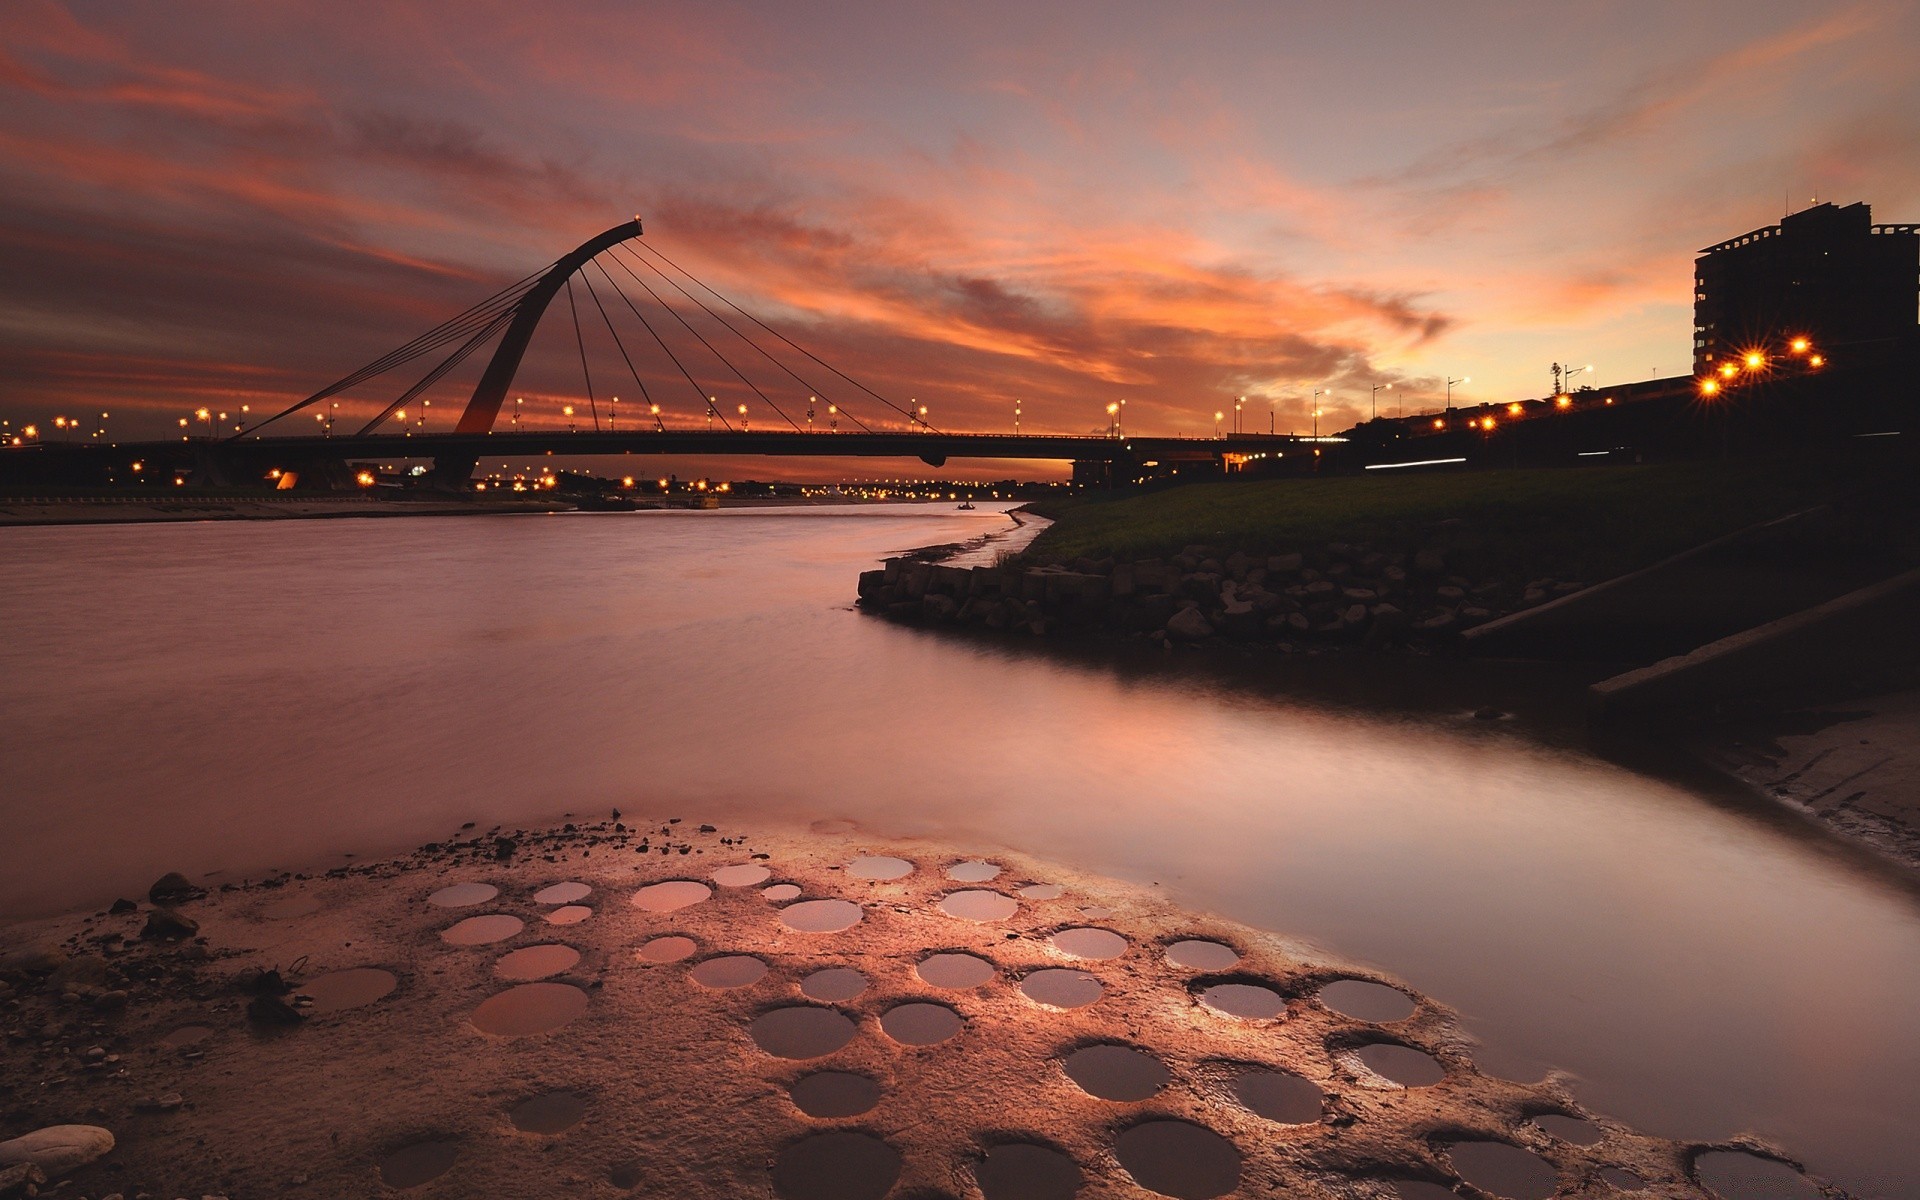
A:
1024,456,1907,584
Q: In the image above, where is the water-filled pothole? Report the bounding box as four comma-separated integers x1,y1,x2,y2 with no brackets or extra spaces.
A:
713,863,772,887
800,967,868,1002
880,1001,963,1045
690,955,769,989
789,1071,882,1118
301,968,397,1014
941,890,1018,921
631,880,712,912
544,905,592,925
1599,1166,1647,1190
1445,1141,1559,1200
1018,884,1064,900
509,1090,587,1134
1694,1151,1822,1200
1063,1044,1168,1101
1529,1113,1602,1145
379,1140,458,1188
1166,940,1240,971
532,881,590,905
441,914,524,945
637,936,697,963
917,952,995,989
495,943,580,981
428,882,496,908
470,982,588,1037
261,894,322,920
1113,1120,1241,1199
1051,927,1127,960
750,1006,858,1058
1353,1042,1446,1087
1318,978,1416,1022
1019,968,1103,1009
772,1130,901,1200
161,1024,214,1048
781,898,863,932
947,860,1000,882
763,884,803,902
1230,1069,1322,1123
977,1142,1082,1200
848,855,914,880
1198,982,1285,1020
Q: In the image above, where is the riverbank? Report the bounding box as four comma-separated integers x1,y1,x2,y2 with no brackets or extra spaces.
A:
0,494,574,525
0,816,1833,1200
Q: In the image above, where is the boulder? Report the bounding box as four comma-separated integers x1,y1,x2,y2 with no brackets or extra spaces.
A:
147,872,202,904
921,593,960,622
1266,553,1304,574
0,1125,114,1178
0,945,66,977
1165,607,1215,642
856,569,886,600
141,909,198,941
1413,547,1446,574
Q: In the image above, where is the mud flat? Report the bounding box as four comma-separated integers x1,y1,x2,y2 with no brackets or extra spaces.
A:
0,818,1841,1199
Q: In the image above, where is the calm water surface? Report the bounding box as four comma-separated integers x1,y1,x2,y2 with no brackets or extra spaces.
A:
2,505,1916,1195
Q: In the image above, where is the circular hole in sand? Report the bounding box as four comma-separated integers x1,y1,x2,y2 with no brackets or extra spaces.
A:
1390,1183,1459,1200
470,982,588,1037
1598,1166,1646,1191
1319,978,1416,1023
917,952,995,989
1529,1113,1603,1145
1694,1151,1822,1200
495,943,580,982
1113,1120,1241,1199
772,1130,901,1200
261,894,321,920
161,1024,214,1048
690,954,769,989
544,905,592,926
1019,968,1103,1009
1230,1069,1322,1123
1018,884,1063,900
947,860,1001,882
509,1090,587,1134
978,1142,1082,1200
631,880,712,912
441,914,524,945
379,1140,458,1188
1446,1141,1559,1200
1198,982,1285,1020
780,898,863,932
1166,940,1240,971
301,967,397,1014
532,881,590,905
751,1006,858,1059
941,890,1018,921
848,855,914,880
763,883,802,902
1064,1044,1169,1101
637,936,696,963
880,1001,963,1046
800,967,868,1002
714,864,772,887
790,1070,882,1118
428,882,497,908
1051,927,1127,960
1354,1042,1446,1087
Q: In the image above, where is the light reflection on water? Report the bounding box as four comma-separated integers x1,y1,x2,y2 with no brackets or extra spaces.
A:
1,503,1916,1195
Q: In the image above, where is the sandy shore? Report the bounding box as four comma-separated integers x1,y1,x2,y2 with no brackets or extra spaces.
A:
0,817,1833,1199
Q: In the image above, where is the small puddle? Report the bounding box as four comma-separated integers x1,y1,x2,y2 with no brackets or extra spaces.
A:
1355,1042,1446,1086
495,943,580,981
763,884,802,902
1694,1151,1822,1200
261,894,321,920
880,1001,963,1046
631,880,712,912
637,936,697,963
977,1142,1083,1200
690,955,769,989
301,967,397,1014
470,982,588,1037
1051,927,1127,960
379,1140,458,1188
947,860,1001,882
1318,978,1416,1022
801,967,868,1002
1599,1166,1647,1190
714,864,773,887
1063,1044,1169,1101
918,952,995,989
532,881,590,905
544,905,592,925
750,1006,858,1058
1166,940,1240,971
1112,1120,1241,1199
510,1090,587,1134
1198,983,1285,1020
441,914,525,945
790,1070,883,1117
772,1130,901,1200
780,898,863,932
1019,968,1103,1009
848,855,914,880
1529,1113,1603,1145
161,1024,213,1048
1446,1141,1560,1200
1230,1069,1322,1123
1018,884,1064,900
1080,906,1113,919
428,882,497,908
940,890,1019,921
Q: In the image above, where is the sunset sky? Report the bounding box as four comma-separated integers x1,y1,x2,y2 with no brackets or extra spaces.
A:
2,0,1916,478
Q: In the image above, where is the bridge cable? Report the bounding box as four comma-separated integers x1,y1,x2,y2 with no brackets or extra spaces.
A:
588,257,732,430
576,264,658,422
564,278,603,431
353,307,520,436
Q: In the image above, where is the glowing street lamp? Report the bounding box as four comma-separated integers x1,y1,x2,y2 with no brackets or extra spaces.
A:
1371,383,1392,421
1014,400,1022,434
1106,401,1120,438
609,395,617,431
918,403,929,431
512,396,523,432
1234,395,1244,435
196,407,212,440
650,402,663,431
1445,376,1470,410
707,396,717,430
828,404,839,433
806,395,816,432
563,404,576,434
1214,410,1224,438
738,402,749,431
1312,387,1331,439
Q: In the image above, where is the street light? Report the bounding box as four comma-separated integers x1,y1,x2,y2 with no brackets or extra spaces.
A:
196,407,212,440
918,403,929,431
1106,401,1120,438
738,402,749,432
828,404,838,432
1214,410,1224,438
564,404,576,434
807,396,815,432
1445,376,1470,410
1014,400,1021,434
651,403,663,431
513,396,523,432
609,395,617,431
1312,387,1331,439
1371,383,1392,421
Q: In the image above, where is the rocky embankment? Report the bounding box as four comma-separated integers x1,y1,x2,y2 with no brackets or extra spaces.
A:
858,533,1587,652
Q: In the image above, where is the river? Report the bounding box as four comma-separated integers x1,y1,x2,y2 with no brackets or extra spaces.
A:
1,503,1914,1196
